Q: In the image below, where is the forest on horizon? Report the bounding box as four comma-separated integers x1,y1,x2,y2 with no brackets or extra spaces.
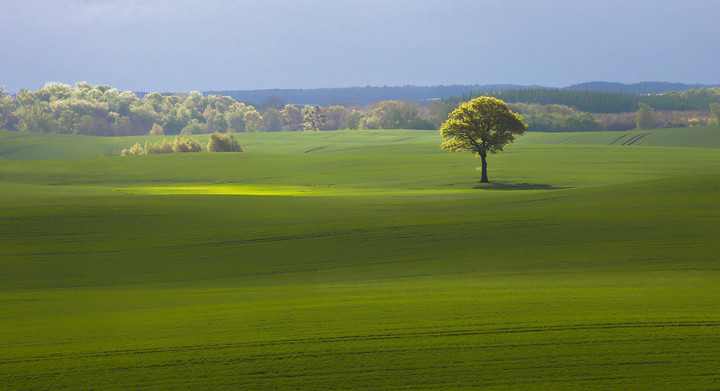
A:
2,82,720,137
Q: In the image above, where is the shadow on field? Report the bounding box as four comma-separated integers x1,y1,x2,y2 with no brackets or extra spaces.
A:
473,182,569,191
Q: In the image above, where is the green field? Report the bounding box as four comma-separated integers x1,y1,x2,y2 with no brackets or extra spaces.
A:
1,128,719,389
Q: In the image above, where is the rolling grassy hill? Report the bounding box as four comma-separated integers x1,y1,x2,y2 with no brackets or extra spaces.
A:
1,128,719,389
518,126,720,148
2,126,720,161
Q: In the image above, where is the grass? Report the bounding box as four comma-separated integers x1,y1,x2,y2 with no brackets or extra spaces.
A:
3,125,718,161
518,126,720,148
0,129,442,160
1,128,719,389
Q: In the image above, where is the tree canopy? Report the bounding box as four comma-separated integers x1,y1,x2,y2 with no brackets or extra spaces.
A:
440,97,527,183
2,82,717,135
709,103,720,125
0,83,445,135
635,103,656,130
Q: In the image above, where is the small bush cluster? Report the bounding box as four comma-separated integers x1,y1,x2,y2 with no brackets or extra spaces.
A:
121,136,205,156
145,139,174,154
172,136,203,152
207,132,245,152
121,142,146,156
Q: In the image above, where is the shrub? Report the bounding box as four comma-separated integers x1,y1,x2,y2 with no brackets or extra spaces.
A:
122,137,203,157
121,142,145,156
145,139,173,154
172,136,202,153
207,132,244,152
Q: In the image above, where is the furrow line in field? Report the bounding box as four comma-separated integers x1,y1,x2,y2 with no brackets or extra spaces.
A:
304,145,329,153
161,218,561,250
10,357,718,390
2,320,716,365
162,226,405,248
0,145,36,156
622,132,650,145
609,134,629,145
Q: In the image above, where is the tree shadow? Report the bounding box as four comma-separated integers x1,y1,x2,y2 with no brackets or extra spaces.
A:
472,182,569,191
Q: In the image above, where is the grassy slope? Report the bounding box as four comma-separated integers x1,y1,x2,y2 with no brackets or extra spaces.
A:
1,130,719,389
0,129,443,160
2,125,720,160
517,126,720,148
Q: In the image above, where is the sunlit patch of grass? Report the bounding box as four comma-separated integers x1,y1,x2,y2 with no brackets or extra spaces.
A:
124,184,510,198
137,184,322,196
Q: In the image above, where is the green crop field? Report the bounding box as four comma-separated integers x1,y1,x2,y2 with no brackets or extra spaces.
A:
517,126,720,149
1,127,719,390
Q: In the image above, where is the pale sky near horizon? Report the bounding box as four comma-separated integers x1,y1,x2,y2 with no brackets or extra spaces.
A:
1,0,718,93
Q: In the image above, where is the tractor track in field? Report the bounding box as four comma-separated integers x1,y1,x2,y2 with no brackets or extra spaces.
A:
621,133,650,146
161,221,466,249
0,144,37,157
609,132,651,146
3,320,717,365
161,218,564,250
304,145,329,153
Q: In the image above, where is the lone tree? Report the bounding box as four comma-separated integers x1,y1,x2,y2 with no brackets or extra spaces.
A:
709,102,720,125
635,103,655,130
440,97,527,183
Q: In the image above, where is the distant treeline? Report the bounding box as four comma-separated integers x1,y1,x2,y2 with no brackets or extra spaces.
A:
205,84,530,107
563,81,719,94
205,82,720,107
446,88,720,114
2,83,719,135
0,82,446,136
506,103,605,132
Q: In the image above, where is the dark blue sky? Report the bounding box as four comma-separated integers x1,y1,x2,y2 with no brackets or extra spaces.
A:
2,0,718,93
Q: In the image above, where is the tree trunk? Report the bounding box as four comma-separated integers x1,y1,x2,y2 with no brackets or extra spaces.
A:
479,151,489,183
